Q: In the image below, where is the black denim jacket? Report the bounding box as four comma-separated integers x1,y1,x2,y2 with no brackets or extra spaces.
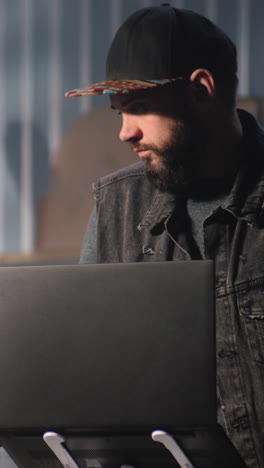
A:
82,110,264,467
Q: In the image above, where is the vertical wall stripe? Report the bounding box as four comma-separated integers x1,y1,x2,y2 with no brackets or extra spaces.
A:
80,0,92,114
111,0,121,37
0,0,5,252
174,0,184,8
184,0,204,15
249,0,264,96
142,0,153,6
4,1,21,252
122,0,141,18
206,0,217,22
31,1,49,212
217,0,237,45
61,1,82,130
89,0,111,109
237,0,250,96
20,0,34,252
48,0,61,163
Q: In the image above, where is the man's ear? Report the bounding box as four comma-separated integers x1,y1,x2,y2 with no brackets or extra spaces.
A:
189,69,215,101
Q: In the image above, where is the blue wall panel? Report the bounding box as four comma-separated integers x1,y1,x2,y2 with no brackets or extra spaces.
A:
0,0,263,254
250,0,264,96
61,0,82,131
3,1,22,252
122,0,142,18
32,0,49,207
89,0,112,109
184,0,206,16
217,0,238,45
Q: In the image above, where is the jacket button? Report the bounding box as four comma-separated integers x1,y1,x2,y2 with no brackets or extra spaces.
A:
142,245,155,255
239,255,246,263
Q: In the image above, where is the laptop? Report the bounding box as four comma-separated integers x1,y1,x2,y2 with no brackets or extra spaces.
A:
0,261,246,467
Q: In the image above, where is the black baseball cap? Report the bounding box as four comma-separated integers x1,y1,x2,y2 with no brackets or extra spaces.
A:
66,3,237,97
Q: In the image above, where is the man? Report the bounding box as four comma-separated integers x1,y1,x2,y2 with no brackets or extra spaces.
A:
66,4,264,467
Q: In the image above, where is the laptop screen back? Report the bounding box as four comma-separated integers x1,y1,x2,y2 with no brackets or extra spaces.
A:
0,260,215,433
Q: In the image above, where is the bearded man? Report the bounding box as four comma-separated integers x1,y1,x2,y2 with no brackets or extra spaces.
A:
66,5,264,467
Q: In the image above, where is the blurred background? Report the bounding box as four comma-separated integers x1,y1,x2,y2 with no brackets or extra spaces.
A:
0,0,263,264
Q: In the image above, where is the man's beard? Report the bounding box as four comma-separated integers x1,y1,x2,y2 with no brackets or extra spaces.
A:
141,123,205,194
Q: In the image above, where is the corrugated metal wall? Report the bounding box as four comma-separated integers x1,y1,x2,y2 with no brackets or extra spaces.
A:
0,0,263,254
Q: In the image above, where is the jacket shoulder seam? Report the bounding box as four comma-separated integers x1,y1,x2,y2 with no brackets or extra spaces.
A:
95,164,145,190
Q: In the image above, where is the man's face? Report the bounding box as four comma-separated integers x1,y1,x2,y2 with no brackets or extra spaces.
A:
110,84,207,194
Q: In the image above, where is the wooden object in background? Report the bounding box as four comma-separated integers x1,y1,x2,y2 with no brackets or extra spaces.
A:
37,107,136,255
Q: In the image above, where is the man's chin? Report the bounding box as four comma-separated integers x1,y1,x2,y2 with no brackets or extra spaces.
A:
144,163,190,194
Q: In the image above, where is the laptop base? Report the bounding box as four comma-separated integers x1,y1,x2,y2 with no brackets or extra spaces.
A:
0,425,247,468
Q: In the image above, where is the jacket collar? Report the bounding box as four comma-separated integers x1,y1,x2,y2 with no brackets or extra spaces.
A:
222,109,264,224
138,190,176,231
139,109,264,231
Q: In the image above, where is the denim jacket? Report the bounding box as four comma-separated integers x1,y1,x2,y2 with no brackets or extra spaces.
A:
83,110,264,467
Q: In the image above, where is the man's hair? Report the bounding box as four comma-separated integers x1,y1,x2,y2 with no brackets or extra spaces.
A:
214,71,238,109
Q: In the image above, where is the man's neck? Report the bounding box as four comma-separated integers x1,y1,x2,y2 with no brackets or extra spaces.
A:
200,108,244,182
186,108,244,201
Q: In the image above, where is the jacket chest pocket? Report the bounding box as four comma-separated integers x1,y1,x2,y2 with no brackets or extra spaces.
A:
237,280,264,366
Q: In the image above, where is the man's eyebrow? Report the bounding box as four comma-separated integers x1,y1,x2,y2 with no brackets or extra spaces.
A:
110,95,140,110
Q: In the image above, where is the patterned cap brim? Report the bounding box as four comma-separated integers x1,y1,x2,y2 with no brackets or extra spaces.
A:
65,78,181,97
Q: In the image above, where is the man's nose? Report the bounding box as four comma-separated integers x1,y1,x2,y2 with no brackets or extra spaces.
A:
119,115,143,142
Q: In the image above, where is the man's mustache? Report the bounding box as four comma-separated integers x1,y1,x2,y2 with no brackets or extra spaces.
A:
129,143,155,152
